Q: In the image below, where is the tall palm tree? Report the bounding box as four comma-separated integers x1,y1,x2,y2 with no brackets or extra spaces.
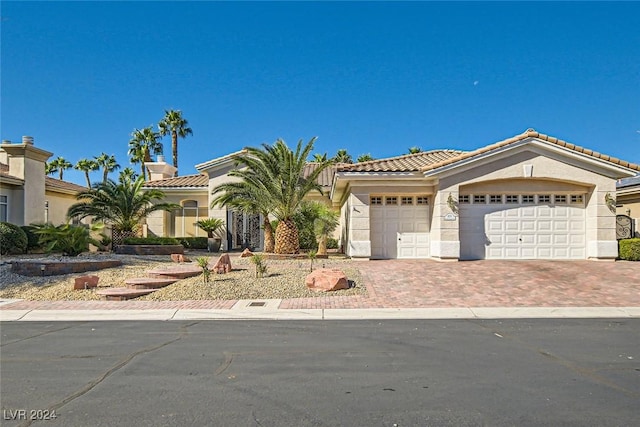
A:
74,158,99,188
333,149,353,164
312,153,328,162
212,137,333,254
94,153,121,183
128,126,163,180
67,176,178,244
408,146,423,154
46,156,73,180
357,153,375,162
158,109,193,177
118,167,138,184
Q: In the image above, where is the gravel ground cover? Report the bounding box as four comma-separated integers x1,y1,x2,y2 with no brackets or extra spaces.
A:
0,252,365,301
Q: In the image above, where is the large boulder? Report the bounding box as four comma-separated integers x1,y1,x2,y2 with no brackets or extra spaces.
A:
171,253,191,263
210,254,232,274
305,269,349,292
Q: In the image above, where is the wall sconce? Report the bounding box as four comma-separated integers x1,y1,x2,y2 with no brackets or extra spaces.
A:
447,193,459,214
604,192,616,214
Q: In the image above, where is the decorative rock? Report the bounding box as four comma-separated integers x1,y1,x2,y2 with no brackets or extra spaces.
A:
240,248,254,258
210,254,232,274
305,269,349,292
171,254,191,263
73,275,99,290
147,265,202,279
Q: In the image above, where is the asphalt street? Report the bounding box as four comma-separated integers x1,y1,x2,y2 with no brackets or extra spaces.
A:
1,319,639,427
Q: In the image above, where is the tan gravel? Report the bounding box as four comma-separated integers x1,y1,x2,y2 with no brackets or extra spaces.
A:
0,252,365,301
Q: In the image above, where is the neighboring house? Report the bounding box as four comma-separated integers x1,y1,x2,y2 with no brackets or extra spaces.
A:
0,136,86,226
616,175,640,237
144,128,640,260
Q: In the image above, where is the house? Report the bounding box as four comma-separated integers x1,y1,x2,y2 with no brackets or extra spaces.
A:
143,129,640,260
0,137,86,226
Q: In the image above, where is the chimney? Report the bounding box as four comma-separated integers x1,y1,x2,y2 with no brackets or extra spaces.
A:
22,136,34,145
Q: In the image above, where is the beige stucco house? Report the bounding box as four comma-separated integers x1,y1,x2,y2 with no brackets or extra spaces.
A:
0,137,86,226
144,129,640,260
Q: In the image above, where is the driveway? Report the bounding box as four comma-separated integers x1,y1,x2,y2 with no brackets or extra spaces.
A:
280,260,640,309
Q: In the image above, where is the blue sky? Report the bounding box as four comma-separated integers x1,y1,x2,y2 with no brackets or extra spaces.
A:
2,1,639,186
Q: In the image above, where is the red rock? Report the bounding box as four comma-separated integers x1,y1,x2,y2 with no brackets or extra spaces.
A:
73,275,99,290
171,254,191,263
211,254,232,274
240,248,254,258
305,269,349,292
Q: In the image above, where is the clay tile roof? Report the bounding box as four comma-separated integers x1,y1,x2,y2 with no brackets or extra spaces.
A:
421,129,640,173
143,174,209,188
45,177,87,193
302,163,346,187
338,150,465,173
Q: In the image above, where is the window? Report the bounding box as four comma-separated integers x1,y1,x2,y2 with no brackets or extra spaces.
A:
489,195,502,204
570,194,584,204
538,195,551,203
401,196,414,205
505,195,519,204
416,196,429,205
473,195,486,204
0,195,7,222
554,195,567,204
459,195,470,204
522,195,535,204
385,196,397,205
370,196,382,205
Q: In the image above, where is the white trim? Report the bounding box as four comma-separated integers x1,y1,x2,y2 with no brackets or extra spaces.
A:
195,150,247,172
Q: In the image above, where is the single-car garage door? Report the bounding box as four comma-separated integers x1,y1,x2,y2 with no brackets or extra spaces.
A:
460,193,586,260
370,195,430,259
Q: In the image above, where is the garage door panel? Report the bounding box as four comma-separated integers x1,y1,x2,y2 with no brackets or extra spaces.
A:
460,200,585,260
370,201,430,259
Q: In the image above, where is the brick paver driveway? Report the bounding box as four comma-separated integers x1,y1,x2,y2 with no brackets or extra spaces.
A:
281,260,640,309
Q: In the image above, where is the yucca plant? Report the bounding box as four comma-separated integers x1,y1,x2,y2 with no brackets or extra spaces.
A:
195,256,211,283
250,253,268,278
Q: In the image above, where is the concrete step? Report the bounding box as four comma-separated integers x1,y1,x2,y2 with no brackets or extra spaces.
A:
125,277,178,290
96,288,157,301
147,265,202,280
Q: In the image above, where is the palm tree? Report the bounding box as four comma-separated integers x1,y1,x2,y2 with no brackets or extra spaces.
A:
314,205,339,256
128,126,163,180
118,167,138,184
408,146,423,154
357,153,375,162
74,158,99,188
46,156,73,180
212,137,333,254
211,175,277,253
94,153,121,183
333,149,353,164
67,176,178,244
158,109,193,177
312,153,328,162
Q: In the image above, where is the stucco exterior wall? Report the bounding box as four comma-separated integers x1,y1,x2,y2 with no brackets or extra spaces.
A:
45,191,80,225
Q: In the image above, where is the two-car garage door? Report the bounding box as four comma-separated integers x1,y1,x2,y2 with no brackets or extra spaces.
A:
459,194,586,260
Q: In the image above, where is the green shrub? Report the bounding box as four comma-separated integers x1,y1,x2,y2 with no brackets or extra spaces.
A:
619,238,640,261
327,237,339,250
21,225,42,251
177,237,208,250
0,222,28,255
122,237,181,245
31,223,101,257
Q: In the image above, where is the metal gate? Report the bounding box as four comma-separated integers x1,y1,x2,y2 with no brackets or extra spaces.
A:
616,215,633,240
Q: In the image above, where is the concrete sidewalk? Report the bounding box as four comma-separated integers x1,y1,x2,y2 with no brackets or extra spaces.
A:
1,297,639,321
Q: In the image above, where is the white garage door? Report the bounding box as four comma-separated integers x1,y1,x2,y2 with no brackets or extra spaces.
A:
460,194,586,260
370,196,430,259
